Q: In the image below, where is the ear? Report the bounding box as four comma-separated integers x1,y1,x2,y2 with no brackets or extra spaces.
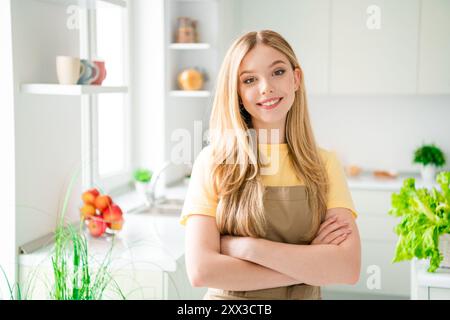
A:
294,67,302,91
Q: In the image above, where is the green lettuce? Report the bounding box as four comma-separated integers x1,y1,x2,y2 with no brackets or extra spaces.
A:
388,172,450,272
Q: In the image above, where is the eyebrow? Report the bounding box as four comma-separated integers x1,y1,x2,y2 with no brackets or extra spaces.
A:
239,60,287,77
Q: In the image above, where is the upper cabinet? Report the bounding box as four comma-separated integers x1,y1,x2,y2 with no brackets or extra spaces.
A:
238,0,331,95
330,0,420,94
228,0,450,95
418,0,450,94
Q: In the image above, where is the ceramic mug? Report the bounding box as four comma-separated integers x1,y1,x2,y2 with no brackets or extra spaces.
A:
91,60,107,85
77,59,99,85
56,56,81,85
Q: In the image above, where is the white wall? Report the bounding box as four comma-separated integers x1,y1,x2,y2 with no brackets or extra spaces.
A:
12,0,83,247
309,95,450,172
129,0,166,178
0,0,17,298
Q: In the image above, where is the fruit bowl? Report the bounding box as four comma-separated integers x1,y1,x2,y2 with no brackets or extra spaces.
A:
80,189,125,238
83,216,124,239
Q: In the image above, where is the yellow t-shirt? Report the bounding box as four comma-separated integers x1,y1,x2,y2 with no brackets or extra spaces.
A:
179,143,357,226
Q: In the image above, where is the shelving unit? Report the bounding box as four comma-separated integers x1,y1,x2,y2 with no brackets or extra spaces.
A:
169,90,210,98
21,83,128,96
37,0,127,8
163,0,220,184
168,43,211,50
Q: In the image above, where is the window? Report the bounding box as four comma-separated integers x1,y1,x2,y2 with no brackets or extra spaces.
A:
95,2,130,191
84,1,130,193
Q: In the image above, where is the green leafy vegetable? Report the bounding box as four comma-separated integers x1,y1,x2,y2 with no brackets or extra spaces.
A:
389,171,450,272
413,144,446,167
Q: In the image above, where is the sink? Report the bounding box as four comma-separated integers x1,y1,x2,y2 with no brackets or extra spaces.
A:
131,198,184,216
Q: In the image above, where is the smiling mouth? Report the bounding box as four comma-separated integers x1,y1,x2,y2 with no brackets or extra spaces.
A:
256,97,283,110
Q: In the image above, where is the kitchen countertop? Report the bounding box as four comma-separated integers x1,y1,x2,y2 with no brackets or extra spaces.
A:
346,172,439,191
19,181,188,272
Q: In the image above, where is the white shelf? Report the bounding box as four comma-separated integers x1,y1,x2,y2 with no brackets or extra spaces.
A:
37,0,127,8
169,43,211,50
169,90,211,98
21,84,128,96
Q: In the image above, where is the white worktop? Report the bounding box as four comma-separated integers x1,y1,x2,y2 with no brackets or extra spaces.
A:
412,258,450,294
19,181,188,272
346,172,439,191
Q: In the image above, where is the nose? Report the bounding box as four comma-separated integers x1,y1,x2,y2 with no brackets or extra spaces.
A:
260,78,274,95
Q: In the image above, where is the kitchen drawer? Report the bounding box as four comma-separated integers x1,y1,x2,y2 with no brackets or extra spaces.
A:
429,287,450,300
351,190,394,216
19,265,166,300
110,270,165,300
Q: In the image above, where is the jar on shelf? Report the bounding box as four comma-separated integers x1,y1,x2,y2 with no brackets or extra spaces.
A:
191,19,199,43
176,17,196,43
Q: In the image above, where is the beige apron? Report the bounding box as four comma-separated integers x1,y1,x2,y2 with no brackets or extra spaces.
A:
203,185,323,300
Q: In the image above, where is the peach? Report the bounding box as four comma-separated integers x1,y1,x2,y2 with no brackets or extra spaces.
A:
80,204,96,220
82,188,100,205
109,218,124,231
94,195,112,212
102,204,123,223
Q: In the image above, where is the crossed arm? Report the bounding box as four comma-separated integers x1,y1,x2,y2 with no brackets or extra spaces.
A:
185,207,361,290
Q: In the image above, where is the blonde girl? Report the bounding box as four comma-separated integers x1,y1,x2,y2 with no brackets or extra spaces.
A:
180,30,361,300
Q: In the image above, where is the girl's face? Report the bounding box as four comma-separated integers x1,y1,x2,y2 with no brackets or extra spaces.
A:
238,44,301,129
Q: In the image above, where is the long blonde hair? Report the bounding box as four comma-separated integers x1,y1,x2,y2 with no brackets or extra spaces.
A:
208,30,329,241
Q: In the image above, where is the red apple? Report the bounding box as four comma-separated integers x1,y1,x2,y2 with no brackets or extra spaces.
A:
82,188,100,205
102,204,123,223
88,216,107,237
94,195,112,212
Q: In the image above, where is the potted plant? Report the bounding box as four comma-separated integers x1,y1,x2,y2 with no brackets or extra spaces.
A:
133,168,152,204
413,143,446,184
388,171,450,272
0,172,125,300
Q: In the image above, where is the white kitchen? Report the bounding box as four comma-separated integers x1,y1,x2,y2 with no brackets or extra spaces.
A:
1,0,450,301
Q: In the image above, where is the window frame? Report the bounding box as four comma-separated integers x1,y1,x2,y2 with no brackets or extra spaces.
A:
80,1,132,195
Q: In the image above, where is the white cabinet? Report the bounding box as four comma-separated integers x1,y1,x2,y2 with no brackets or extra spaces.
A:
429,287,450,300
411,259,450,300
19,262,167,300
330,0,420,94
238,0,331,94
166,255,207,300
418,0,450,94
230,0,448,95
324,189,410,298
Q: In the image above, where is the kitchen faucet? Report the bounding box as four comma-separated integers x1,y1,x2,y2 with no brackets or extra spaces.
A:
146,161,172,207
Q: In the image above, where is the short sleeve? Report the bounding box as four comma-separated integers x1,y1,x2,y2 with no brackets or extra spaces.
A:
325,150,358,219
179,146,219,226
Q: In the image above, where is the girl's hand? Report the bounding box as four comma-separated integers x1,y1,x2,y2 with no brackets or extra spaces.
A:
311,215,352,245
220,235,251,259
